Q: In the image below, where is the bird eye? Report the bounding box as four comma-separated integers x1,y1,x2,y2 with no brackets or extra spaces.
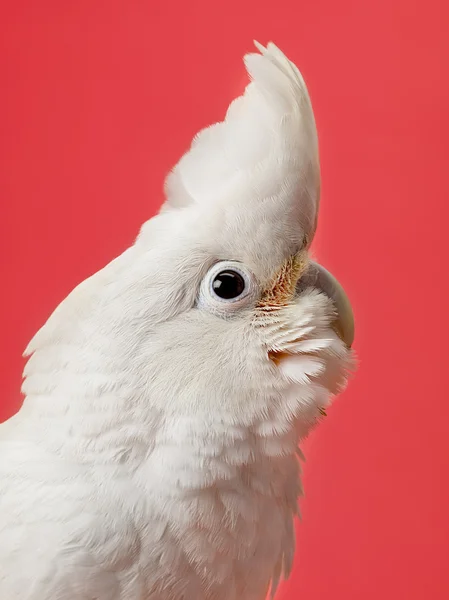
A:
198,261,257,314
212,270,245,300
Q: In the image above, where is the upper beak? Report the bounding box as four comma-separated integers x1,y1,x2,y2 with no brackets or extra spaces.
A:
298,261,355,348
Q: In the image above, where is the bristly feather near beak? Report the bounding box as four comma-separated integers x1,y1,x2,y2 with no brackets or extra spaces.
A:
257,253,309,311
255,252,355,362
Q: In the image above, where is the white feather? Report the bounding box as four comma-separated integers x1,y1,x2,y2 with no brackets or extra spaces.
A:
163,41,320,257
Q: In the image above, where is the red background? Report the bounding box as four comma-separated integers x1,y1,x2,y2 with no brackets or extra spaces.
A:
1,1,448,598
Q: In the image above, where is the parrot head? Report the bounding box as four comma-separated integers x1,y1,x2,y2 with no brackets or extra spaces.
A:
22,42,354,460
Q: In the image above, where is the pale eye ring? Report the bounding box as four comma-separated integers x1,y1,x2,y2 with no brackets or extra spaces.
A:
198,261,257,314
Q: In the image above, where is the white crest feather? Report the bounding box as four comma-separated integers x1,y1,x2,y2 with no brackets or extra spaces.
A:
163,41,320,241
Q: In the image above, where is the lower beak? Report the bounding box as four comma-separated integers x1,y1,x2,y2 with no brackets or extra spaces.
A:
298,261,355,348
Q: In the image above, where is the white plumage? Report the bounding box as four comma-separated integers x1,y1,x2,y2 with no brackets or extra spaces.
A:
0,42,355,599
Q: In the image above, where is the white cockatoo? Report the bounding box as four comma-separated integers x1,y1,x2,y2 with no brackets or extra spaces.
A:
0,42,355,599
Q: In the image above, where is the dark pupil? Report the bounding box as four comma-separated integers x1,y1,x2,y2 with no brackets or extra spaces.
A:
212,270,245,299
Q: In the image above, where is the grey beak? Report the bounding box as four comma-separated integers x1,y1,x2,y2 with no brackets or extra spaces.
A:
298,261,355,348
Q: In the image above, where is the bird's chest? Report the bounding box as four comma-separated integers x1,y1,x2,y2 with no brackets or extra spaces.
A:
133,444,300,600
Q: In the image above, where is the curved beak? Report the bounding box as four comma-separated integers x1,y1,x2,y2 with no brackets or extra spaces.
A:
299,261,355,348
